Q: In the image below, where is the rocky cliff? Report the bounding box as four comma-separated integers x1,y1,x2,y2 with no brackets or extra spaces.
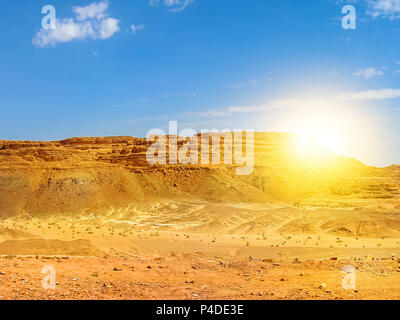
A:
0,133,397,217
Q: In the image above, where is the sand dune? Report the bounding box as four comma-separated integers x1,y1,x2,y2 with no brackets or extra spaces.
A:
0,239,103,257
0,227,38,240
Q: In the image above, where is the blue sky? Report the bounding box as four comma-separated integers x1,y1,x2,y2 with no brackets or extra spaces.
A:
1,0,400,166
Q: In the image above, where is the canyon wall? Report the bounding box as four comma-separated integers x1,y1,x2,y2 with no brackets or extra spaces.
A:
0,133,397,217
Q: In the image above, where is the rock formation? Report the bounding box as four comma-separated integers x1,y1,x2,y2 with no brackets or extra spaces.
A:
0,133,397,217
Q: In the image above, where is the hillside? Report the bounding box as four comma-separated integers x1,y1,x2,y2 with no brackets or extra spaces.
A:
0,132,398,218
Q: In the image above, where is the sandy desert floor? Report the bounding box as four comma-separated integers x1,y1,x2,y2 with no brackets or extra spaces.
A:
0,200,399,300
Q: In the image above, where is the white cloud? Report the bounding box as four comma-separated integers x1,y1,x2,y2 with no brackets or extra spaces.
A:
180,98,304,119
32,1,120,48
227,80,260,88
339,88,400,100
180,90,400,120
149,0,193,12
366,0,400,18
99,17,119,39
353,67,384,79
130,24,145,34
73,1,109,21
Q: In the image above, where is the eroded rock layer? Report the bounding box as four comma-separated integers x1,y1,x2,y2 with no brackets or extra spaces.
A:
0,133,398,217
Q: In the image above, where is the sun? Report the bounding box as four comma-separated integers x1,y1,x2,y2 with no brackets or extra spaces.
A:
267,96,379,165
276,104,349,157
294,120,344,155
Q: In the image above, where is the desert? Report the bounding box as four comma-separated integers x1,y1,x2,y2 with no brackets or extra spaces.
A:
0,133,399,300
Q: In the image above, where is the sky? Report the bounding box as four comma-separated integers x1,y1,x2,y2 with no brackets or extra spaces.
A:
1,0,400,166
